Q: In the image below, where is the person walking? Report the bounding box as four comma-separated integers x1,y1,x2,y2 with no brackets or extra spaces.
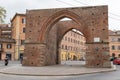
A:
4,56,9,66
20,56,23,64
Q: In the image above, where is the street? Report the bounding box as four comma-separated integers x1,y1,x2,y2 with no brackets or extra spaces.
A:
0,61,119,80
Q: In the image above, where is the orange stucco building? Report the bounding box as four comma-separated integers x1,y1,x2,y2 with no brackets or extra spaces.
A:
0,24,15,60
109,30,120,58
11,13,26,60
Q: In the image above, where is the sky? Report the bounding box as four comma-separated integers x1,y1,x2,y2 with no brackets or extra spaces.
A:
0,0,120,30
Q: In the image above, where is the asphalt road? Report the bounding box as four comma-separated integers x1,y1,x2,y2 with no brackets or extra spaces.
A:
0,61,120,80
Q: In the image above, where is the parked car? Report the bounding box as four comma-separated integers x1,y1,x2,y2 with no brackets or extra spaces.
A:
113,58,120,65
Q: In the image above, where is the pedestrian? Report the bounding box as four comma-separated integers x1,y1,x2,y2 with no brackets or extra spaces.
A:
20,56,23,64
4,56,9,66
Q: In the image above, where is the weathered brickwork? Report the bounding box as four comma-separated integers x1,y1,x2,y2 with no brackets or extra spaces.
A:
23,5,111,68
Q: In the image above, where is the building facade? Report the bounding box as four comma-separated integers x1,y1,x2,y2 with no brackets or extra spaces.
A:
0,24,15,60
11,13,26,60
109,30,120,58
61,29,86,61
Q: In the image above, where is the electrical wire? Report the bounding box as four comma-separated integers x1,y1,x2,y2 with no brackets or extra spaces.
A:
109,16,120,21
74,0,88,5
74,0,120,19
56,0,75,6
56,0,120,21
109,12,120,18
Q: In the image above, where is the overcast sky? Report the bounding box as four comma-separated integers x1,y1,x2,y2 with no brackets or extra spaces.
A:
0,0,120,30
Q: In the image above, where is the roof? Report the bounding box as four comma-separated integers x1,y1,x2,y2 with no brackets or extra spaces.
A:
109,30,120,36
0,24,8,28
11,13,26,22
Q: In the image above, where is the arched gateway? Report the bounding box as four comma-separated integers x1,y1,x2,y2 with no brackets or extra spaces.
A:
23,5,111,68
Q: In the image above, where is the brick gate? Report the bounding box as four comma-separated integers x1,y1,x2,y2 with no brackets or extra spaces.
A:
23,5,111,68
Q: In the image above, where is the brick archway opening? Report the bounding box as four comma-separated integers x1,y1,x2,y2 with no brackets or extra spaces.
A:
58,27,86,64
43,12,86,65
54,20,86,64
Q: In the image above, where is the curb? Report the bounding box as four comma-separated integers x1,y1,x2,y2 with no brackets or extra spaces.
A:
0,65,116,76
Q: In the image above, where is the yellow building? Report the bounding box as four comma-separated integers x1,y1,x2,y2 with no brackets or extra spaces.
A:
0,24,15,60
60,29,86,61
11,13,26,60
109,30,120,58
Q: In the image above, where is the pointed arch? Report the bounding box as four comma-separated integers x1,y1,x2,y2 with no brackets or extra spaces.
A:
39,10,86,43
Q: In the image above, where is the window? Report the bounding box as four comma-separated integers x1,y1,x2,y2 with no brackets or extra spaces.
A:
65,45,67,50
71,38,72,42
21,40,25,45
111,38,115,42
118,38,120,42
62,45,64,49
23,28,25,33
68,38,70,42
7,44,12,49
65,37,67,41
74,33,75,37
117,31,120,34
118,54,120,57
0,44,3,48
118,46,120,50
112,45,115,50
112,53,115,57
22,18,26,24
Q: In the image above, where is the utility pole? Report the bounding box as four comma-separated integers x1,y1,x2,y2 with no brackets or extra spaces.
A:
18,33,20,60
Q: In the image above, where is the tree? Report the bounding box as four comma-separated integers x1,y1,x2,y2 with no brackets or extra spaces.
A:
0,6,6,23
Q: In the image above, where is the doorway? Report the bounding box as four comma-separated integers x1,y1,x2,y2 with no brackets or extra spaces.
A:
6,54,11,60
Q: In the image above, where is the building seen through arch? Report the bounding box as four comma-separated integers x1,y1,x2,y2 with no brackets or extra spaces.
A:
60,28,86,61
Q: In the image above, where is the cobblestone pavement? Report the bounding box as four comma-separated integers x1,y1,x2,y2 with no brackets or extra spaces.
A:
0,61,20,69
0,61,117,80
0,66,119,80
0,61,116,76
0,73,71,80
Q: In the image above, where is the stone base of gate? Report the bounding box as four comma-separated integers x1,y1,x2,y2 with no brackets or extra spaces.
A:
22,43,112,68
22,43,58,66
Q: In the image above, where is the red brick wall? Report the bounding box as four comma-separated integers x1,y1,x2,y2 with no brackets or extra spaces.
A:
23,5,111,68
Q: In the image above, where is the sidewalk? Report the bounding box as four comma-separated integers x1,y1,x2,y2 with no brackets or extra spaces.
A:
0,61,116,76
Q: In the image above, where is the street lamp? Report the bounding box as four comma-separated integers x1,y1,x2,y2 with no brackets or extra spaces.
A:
65,48,69,61
18,32,22,60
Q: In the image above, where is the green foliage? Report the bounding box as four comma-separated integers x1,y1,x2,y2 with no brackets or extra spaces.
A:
0,6,6,23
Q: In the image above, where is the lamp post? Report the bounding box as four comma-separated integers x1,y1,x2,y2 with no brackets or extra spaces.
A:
65,49,67,61
18,33,21,60
65,48,69,61
18,34,20,60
